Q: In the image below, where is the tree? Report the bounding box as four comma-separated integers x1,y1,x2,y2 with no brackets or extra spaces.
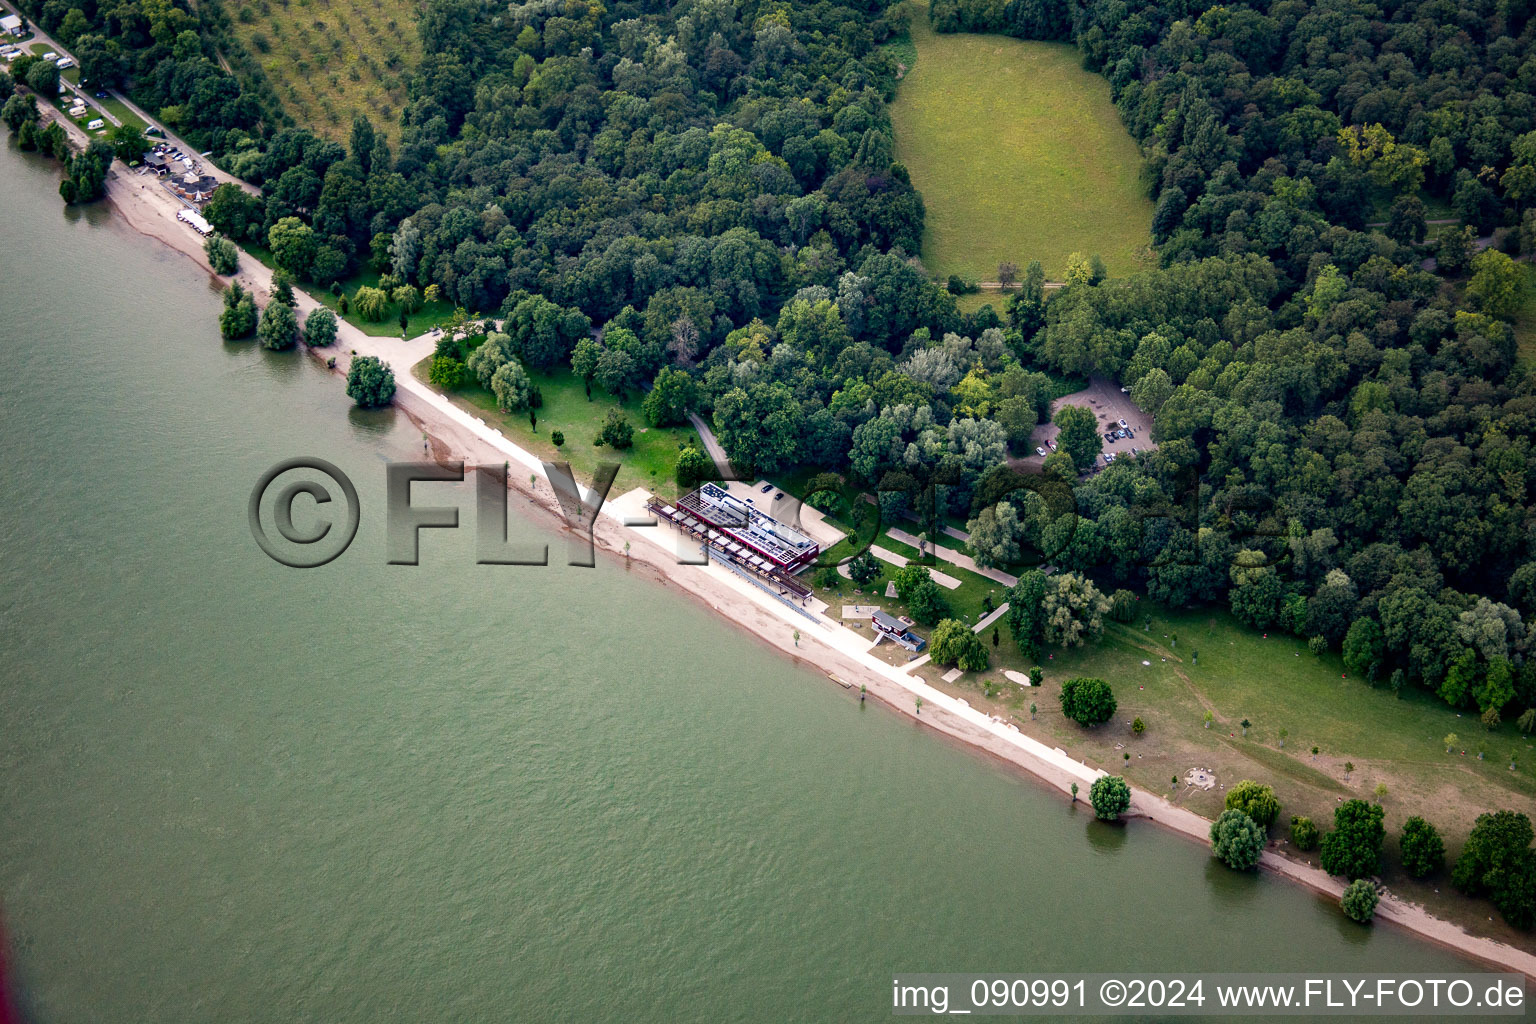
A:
1059,677,1116,727
267,217,318,279
346,356,396,408
571,337,601,392
930,618,989,671
1040,572,1110,648
270,272,296,307
643,366,697,427
1399,817,1445,878
1453,811,1533,905
1290,816,1319,851
599,408,634,449
1224,780,1281,829
1210,809,1265,870
352,286,390,322
1064,252,1094,286
257,301,298,350
490,360,533,412
1089,775,1130,821
847,551,882,587
1053,404,1102,471
1319,800,1385,880
218,283,257,340
907,578,951,626
1005,570,1048,659
1341,879,1378,923
1131,716,1145,736
1436,226,1476,275
1466,250,1524,320
303,307,338,348
675,445,711,488
1341,618,1384,682
428,354,466,388
1384,194,1427,244
204,233,240,275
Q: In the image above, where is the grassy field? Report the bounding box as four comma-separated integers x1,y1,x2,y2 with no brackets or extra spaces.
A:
227,0,416,142
896,597,1536,941
413,359,705,500
888,0,1153,282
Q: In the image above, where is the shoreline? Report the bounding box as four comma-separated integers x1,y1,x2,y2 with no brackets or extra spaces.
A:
104,170,1536,980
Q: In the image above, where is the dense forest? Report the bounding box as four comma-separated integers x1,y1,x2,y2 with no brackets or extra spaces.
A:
5,0,1534,725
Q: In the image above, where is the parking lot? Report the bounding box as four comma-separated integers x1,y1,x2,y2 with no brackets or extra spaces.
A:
1015,376,1157,472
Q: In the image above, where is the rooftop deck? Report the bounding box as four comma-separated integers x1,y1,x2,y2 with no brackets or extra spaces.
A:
676,483,819,570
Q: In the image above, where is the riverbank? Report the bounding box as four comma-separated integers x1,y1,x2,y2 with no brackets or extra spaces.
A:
102,168,1536,979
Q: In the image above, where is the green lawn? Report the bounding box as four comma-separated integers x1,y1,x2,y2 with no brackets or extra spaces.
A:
242,247,460,338
889,0,1153,281
413,360,704,500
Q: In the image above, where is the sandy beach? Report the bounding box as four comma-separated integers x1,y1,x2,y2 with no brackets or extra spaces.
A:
102,162,1536,980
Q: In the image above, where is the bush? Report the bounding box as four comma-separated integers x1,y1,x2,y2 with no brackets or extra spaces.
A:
427,354,465,388
551,430,565,447
219,283,257,339
1319,800,1385,880
1341,879,1379,923
303,307,338,348
1452,810,1535,930
930,618,989,672
1398,817,1445,879
346,355,395,408
353,285,390,322
1289,815,1320,851
257,301,298,350
599,408,634,449
1210,809,1266,870
1089,775,1130,821
204,233,240,275
1224,780,1281,829
1059,677,1116,727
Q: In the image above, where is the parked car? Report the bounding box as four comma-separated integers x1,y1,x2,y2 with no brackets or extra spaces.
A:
55,56,72,68
774,491,784,500
1036,446,1048,457
1047,438,1057,450
1117,418,1128,428
760,483,773,493
1101,453,1110,464
1126,428,1135,439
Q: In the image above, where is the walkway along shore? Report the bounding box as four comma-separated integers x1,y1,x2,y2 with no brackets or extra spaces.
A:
103,166,1536,979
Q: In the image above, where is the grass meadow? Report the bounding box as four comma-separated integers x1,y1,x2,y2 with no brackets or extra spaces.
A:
888,0,1153,282
413,360,705,501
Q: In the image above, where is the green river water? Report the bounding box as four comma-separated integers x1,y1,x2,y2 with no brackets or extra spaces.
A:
0,140,1477,1022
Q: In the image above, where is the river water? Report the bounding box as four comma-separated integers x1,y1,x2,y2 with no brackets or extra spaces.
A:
0,141,1475,1022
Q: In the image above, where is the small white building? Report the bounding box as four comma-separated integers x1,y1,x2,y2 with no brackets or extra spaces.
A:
176,208,213,236
0,15,23,36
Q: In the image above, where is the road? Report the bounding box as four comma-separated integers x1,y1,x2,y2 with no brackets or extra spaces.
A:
1,2,249,192
686,411,735,480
